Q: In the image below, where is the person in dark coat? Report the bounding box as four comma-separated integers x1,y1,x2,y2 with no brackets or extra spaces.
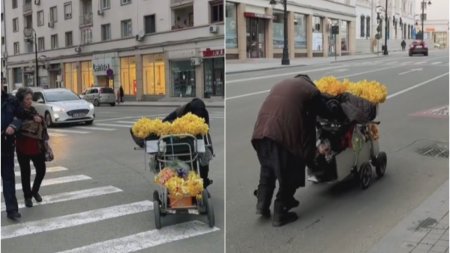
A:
163,98,213,187
252,75,338,227
401,40,407,51
1,87,22,221
119,86,124,103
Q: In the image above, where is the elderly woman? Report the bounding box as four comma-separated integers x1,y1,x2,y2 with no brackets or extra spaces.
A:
15,87,48,208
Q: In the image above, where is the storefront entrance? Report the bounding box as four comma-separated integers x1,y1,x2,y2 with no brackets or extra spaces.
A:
246,18,266,58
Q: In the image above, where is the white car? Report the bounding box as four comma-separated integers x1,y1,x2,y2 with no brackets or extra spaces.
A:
31,88,95,126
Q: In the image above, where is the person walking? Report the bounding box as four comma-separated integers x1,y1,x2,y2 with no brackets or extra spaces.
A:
1,87,22,221
119,86,124,103
15,87,48,208
251,75,339,227
401,40,407,51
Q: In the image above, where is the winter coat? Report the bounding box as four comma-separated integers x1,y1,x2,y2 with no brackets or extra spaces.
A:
251,76,321,162
163,98,210,125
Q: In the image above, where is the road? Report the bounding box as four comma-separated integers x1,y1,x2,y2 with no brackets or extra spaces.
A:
226,51,449,253
1,105,224,253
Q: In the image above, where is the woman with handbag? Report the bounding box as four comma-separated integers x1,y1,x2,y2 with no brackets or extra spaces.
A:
15,87,50,208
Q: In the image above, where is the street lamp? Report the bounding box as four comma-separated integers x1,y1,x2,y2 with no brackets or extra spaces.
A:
420,1,432,41
269,0,289,65
24,27,39,87
383,0,389,55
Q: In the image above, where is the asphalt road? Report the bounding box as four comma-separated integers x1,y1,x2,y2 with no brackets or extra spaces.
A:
226,51,449,253
1,105,224,253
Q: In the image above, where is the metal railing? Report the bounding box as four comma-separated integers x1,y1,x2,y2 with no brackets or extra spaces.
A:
171,0,193,6
23,1,32,13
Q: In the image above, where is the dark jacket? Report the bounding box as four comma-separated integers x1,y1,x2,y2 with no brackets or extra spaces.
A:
251,76,323,162
1,91,22,155
163,98,210,125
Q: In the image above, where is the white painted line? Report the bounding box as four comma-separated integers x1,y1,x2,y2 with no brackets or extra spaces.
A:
227,66,346,84
398,68,423,76
14,166,68,177
0,175,91,192
57,220,220,253
94,114,168,123
414,61,427,65
387,73,449,99
431,61,442,65
74,126,115,131
1,200,153,239
50,129,90,134
48,133,67,137
330,68,348,73
95,123,132,128
1,186,123,212
226,90,271,100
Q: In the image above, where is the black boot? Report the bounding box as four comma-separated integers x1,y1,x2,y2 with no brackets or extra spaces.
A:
286,197,299,210
272,200,298,227
255,188,273,218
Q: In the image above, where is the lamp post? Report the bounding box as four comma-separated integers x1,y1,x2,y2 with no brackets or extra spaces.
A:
24,27,39,86
383,0,388,55
270,0,289,65
421,1,432,41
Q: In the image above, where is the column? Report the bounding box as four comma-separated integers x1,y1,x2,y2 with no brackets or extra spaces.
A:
265,7,273,58
307,14,313,58
322,17,328,57
288,11,295,59
237,3,247,60
76,62,82,94
195,64,204,98
135,54,143,101
349,20,356,55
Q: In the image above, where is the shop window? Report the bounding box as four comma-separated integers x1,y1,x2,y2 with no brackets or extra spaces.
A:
144,15,155,34
120,56,136,96
366,17,370,38
312,16,323,51
203,58,224,98
172,5,193,30
13,68,22,84
341,20,349,51
360,16,365,38
81,61,94,91
143,54,166,96
64,62,78,93
225,3,237,48
171,60,195,97
273,12,285,49
210,1,223,23
294,13,306,49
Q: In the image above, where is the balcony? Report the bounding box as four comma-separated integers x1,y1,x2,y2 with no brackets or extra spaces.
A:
171,0,193,7
172,5,194,30
23,1,32,14
80,13,93,27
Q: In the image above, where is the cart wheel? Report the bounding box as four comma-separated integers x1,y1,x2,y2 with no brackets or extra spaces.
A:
153,200,162,229
375,152,387,178
199,190,209,214
206,198,215,228
359,162,372,189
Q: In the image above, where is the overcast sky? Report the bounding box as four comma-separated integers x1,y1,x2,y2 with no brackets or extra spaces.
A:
416,0,449,20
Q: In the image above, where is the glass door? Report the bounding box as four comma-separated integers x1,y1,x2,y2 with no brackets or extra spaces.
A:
246,18,265,58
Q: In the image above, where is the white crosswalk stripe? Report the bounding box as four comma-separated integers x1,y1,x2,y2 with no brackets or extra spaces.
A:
50,129,90,134
1,201,153,239
414,61,427,65
0,175,91,192
431,61,442,65
58,221,220,253
14,166,68,177
1,186,122,211
74,126,116,131
49,132,68,137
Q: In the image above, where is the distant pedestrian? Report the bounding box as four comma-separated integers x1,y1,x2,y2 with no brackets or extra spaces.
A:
15,87,48,208
1,86,22,221
401,40,406,51
119,86,124,103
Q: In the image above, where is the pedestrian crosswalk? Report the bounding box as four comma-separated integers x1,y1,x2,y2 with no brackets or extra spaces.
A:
1,159,220,252
346,59,447,68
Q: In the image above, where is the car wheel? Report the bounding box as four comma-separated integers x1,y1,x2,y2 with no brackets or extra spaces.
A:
408,52,412,56
93,99,100,107
45,112,53,127
110,102,115,106
424,52,428,56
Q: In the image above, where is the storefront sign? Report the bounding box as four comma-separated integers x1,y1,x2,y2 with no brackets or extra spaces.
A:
244,12,274,19
202,48,225,58
92,57,114,76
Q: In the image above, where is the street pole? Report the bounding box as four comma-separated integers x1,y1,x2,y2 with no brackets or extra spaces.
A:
281,0,289,65
383,0,389,55
34,31,39,86
421,0,424,41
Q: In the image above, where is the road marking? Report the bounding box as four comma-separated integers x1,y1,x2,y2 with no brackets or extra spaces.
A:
1,200,153,239
57,220,220,253
14,166,68,177
398,68,423,76
431,61,442,65
410,105,449,119
95,123,132,128
387,73,449,99
74,126,115,131
50,129,90,134
227,66,346,84
330,68,349,73
48,132,67,137
1,186,123,212
414,61,427,65
0,175,91,192
227,90,271,100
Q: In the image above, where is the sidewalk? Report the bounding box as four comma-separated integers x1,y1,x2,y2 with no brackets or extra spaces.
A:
116,100,224,108
226,50,409,74
368,180,449,253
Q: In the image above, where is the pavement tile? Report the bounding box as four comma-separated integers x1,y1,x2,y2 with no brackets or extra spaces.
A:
411,243,433,253
434,240,450,249
430,245,448,253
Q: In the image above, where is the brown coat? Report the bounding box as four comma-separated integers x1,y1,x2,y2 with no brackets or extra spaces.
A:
252,76,320,162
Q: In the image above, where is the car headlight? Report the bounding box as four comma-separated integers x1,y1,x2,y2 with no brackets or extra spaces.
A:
89,103,94,109
52,106,64,112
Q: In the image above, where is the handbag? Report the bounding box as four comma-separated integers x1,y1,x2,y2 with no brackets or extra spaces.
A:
43,141,54,162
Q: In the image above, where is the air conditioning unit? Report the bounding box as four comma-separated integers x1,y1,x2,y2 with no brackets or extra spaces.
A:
97,10,104,16
34,0,40,5
135,31,145,41
65,13,72,19
48,21,54,28
190,57,202,66
209,25,218,33
74,46,81,53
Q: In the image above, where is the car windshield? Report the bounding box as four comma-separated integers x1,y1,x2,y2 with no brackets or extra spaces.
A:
45,90,80,102
101,88,114,93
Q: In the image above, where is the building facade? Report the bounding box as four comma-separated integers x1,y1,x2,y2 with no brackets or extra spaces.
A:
419,19,449,48
2,0,224,101
355,0,416,53
226,0,357,60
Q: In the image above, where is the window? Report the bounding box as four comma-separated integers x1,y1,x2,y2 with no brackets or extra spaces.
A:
50,6,57,23
210,2,223,23
341,20,349,51
13,18,19,32
64,62,78,93
81,61,94,91
366,17,370,38
120,57,136,95
81,28,92,44
37,11,44,26
26,40,33,53
12,0,17,9
101,24,111,41
1,13,4,21
171,60,195,97
24,14,32,29
101,0,110,10
121,0,131,5
121,19,132,38
65,31,73,47
38,37,45,51
273,12,284,49
14,42,19,55
312,16,323,51
1,36,4,45
225,3,237,48
144,15,155,34
360,16,365,37
64,2,72,20
143,54,166,95
51,34,58,49
294,13,306,49
203,58,224,97
172,5,193,29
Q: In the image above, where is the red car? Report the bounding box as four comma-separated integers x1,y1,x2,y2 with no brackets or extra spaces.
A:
409,41,428,56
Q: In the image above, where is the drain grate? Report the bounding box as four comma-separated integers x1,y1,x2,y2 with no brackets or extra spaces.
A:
416,143,449,158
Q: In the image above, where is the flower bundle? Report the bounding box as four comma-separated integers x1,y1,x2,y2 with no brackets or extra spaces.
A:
131,118,171,139
171,113,209,136
315,76,388,104
154,166,204,200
